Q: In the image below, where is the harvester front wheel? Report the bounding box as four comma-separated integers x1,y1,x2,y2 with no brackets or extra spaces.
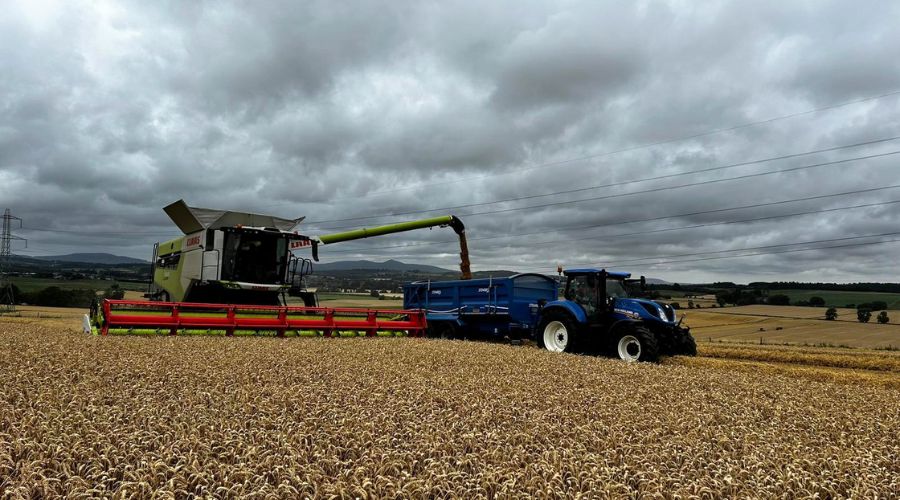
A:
537,313,579,353
614,325,659,362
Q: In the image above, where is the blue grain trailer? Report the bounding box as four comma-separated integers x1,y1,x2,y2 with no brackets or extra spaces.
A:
402,274,558,340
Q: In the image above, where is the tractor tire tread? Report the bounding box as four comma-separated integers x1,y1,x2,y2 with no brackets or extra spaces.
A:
612,324,659,362
536,311,580,353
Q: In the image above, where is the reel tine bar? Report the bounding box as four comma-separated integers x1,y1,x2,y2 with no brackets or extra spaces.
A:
97,299,427,336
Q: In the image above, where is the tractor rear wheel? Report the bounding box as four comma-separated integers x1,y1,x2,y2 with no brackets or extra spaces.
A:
537,312,579,353
614,325,659,362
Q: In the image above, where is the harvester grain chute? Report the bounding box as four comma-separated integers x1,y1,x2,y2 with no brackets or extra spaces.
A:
85,200,470,336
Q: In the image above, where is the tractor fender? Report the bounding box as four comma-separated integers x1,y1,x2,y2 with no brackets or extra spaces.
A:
606,318,643,337
539,301,587,325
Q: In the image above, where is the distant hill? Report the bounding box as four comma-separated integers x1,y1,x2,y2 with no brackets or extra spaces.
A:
32,253,148,265
314,259,452,273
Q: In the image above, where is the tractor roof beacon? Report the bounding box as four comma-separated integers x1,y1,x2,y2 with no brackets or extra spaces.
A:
536,268,696,362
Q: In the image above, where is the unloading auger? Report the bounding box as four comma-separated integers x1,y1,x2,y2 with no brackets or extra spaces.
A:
309,215,471,280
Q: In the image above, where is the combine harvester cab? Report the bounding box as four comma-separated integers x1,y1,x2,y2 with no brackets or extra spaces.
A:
87,200,472,337
148,199,312,306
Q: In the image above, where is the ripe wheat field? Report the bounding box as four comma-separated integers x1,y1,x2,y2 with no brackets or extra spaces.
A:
682,305,900,349
1,320,898,498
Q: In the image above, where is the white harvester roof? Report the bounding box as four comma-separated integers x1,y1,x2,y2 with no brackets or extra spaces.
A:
163,199,305,234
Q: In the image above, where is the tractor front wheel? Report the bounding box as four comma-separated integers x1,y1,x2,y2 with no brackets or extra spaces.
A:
675,329,697,356
614,325,659,362
537,313,579,353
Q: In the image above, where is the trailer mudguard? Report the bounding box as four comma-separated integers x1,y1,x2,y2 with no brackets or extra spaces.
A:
541,300,588,324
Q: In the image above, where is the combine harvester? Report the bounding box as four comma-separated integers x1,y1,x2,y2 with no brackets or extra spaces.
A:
85,200,470,337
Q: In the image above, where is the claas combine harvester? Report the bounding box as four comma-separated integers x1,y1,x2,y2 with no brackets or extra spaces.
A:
85,200,471,336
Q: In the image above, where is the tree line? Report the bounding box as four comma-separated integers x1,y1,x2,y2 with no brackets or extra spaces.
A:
3,283,125,308
649,282,900,295
746,281,900,293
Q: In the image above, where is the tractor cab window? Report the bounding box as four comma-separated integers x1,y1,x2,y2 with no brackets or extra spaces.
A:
606,279,628,299
567,275,599,314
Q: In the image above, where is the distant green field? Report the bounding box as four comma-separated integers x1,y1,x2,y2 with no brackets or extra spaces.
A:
656,290,706,298
10,277,147,293
776,290,900,310
655,288,900,309
314,292,404,309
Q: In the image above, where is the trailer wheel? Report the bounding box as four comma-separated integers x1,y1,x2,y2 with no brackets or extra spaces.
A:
537,313,578,353
614,325,659,362
427,322,457,340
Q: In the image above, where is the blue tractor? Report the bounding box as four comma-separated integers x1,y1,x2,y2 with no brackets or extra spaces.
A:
536,269,696,361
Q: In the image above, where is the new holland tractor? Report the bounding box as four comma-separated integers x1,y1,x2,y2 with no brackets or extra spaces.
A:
403,268,696,362
536,269,695,361
147,199,471,306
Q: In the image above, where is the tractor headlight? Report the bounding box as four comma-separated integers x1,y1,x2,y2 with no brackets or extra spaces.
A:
656,306,670,322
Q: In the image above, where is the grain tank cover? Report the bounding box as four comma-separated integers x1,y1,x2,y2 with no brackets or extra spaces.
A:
163,199,305,235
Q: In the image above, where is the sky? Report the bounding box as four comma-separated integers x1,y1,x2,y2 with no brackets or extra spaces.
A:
2,0,899,283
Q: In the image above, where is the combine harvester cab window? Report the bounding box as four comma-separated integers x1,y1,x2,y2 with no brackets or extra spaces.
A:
221,230,290,284
157,253,181,269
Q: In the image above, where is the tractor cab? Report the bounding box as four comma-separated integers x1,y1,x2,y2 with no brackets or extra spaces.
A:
562,269,635,319
535,268,695,361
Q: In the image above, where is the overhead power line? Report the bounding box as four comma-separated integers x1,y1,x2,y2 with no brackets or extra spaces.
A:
511,234,900,274
303,135,900,225
309,149,900,231
262,87,900,207
24,137,900,236
321,184,900,254
330,200,900,265
593,231,900,266
608,237,900,268
20,226,178,237
532,199,900,248
311,146,900,233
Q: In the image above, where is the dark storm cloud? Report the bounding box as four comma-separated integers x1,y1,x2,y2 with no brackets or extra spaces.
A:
2,0,899,282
